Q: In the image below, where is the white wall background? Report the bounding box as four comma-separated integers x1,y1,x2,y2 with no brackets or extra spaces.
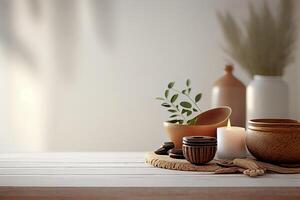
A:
0,0,299,152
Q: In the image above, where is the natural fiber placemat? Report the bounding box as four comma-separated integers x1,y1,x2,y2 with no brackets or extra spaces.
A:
145,152,220,172
145,152,300,176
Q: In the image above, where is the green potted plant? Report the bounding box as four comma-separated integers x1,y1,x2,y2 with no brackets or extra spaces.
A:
156,79,202,125
217,0,296,121
156,79,231,148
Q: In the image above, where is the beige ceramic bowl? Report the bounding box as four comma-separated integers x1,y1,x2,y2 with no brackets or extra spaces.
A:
247,119,300,164
164,106,231,148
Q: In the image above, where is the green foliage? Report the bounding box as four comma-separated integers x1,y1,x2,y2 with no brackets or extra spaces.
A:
156,79,202,125
195,93,202,103
168,82,175,89
171,94,178,103
180,102,192,108
164,90,169,98
217,0,296,76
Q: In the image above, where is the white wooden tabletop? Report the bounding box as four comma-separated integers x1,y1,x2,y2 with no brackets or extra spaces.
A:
0,152,299,187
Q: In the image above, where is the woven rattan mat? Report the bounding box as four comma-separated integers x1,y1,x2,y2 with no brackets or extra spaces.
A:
145,152,220,172
145,152,300,176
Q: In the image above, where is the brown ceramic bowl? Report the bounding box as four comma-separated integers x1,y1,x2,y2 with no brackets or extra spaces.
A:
182,136,217,165
164,107,231,148
182,145,217,165
246,119,300,164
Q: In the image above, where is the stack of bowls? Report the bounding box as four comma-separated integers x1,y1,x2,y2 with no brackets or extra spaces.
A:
247,119,300,164
182,136,217,165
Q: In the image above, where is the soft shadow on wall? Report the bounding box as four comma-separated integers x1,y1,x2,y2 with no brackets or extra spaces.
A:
0,0,117,152
45,0,117,151
0,0,299,152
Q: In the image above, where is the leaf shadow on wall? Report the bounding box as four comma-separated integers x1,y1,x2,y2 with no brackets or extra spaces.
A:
89,0,115,50
45,0,116,151
51,0,115,80
0,0,37,71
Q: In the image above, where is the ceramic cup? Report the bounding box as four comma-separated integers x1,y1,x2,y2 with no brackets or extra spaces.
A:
182,136,217,165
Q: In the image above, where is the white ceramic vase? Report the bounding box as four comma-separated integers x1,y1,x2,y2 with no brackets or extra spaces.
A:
246,75,289,123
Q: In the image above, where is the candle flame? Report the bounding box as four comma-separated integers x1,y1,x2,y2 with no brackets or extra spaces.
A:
227,119,231,128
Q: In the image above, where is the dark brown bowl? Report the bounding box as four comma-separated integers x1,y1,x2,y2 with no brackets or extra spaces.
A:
182,145,216,165
246,119,300,164
182,136,217,165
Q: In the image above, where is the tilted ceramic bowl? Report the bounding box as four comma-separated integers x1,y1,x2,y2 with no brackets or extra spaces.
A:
164,106,231,148
246,119,300,164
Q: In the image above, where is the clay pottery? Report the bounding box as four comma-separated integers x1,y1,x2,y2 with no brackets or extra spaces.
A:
212,65,246,127
247,76,289,123
246,119,300,164
182,136,217,165
164,106,231,148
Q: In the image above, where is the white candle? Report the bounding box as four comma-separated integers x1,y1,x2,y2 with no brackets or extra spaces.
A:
217,120,247,159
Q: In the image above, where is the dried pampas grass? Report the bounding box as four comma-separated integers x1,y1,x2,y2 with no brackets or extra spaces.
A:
218,0,296,76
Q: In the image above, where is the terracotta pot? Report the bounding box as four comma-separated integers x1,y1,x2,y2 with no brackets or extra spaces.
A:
246,119,300,164
164,107,231,148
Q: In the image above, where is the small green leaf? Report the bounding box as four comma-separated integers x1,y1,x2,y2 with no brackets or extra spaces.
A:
181,109,189,114
182,90,186,94
165,90,169,98
182,109,192,116
168,109,177,113
156,97,165,100
188,88,191,94
194,117,198,124
180,101,192,108
168,82,175,89
171,94,178,103
168,119,179,123
168,119,183,124
195,93,202,103
169,114,178,118
161,103,171,108
186,79,191,87
187,117,198,125
192,108,198,112
186,110,192,116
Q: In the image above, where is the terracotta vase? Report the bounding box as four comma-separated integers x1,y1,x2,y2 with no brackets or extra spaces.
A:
212,65,246,127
